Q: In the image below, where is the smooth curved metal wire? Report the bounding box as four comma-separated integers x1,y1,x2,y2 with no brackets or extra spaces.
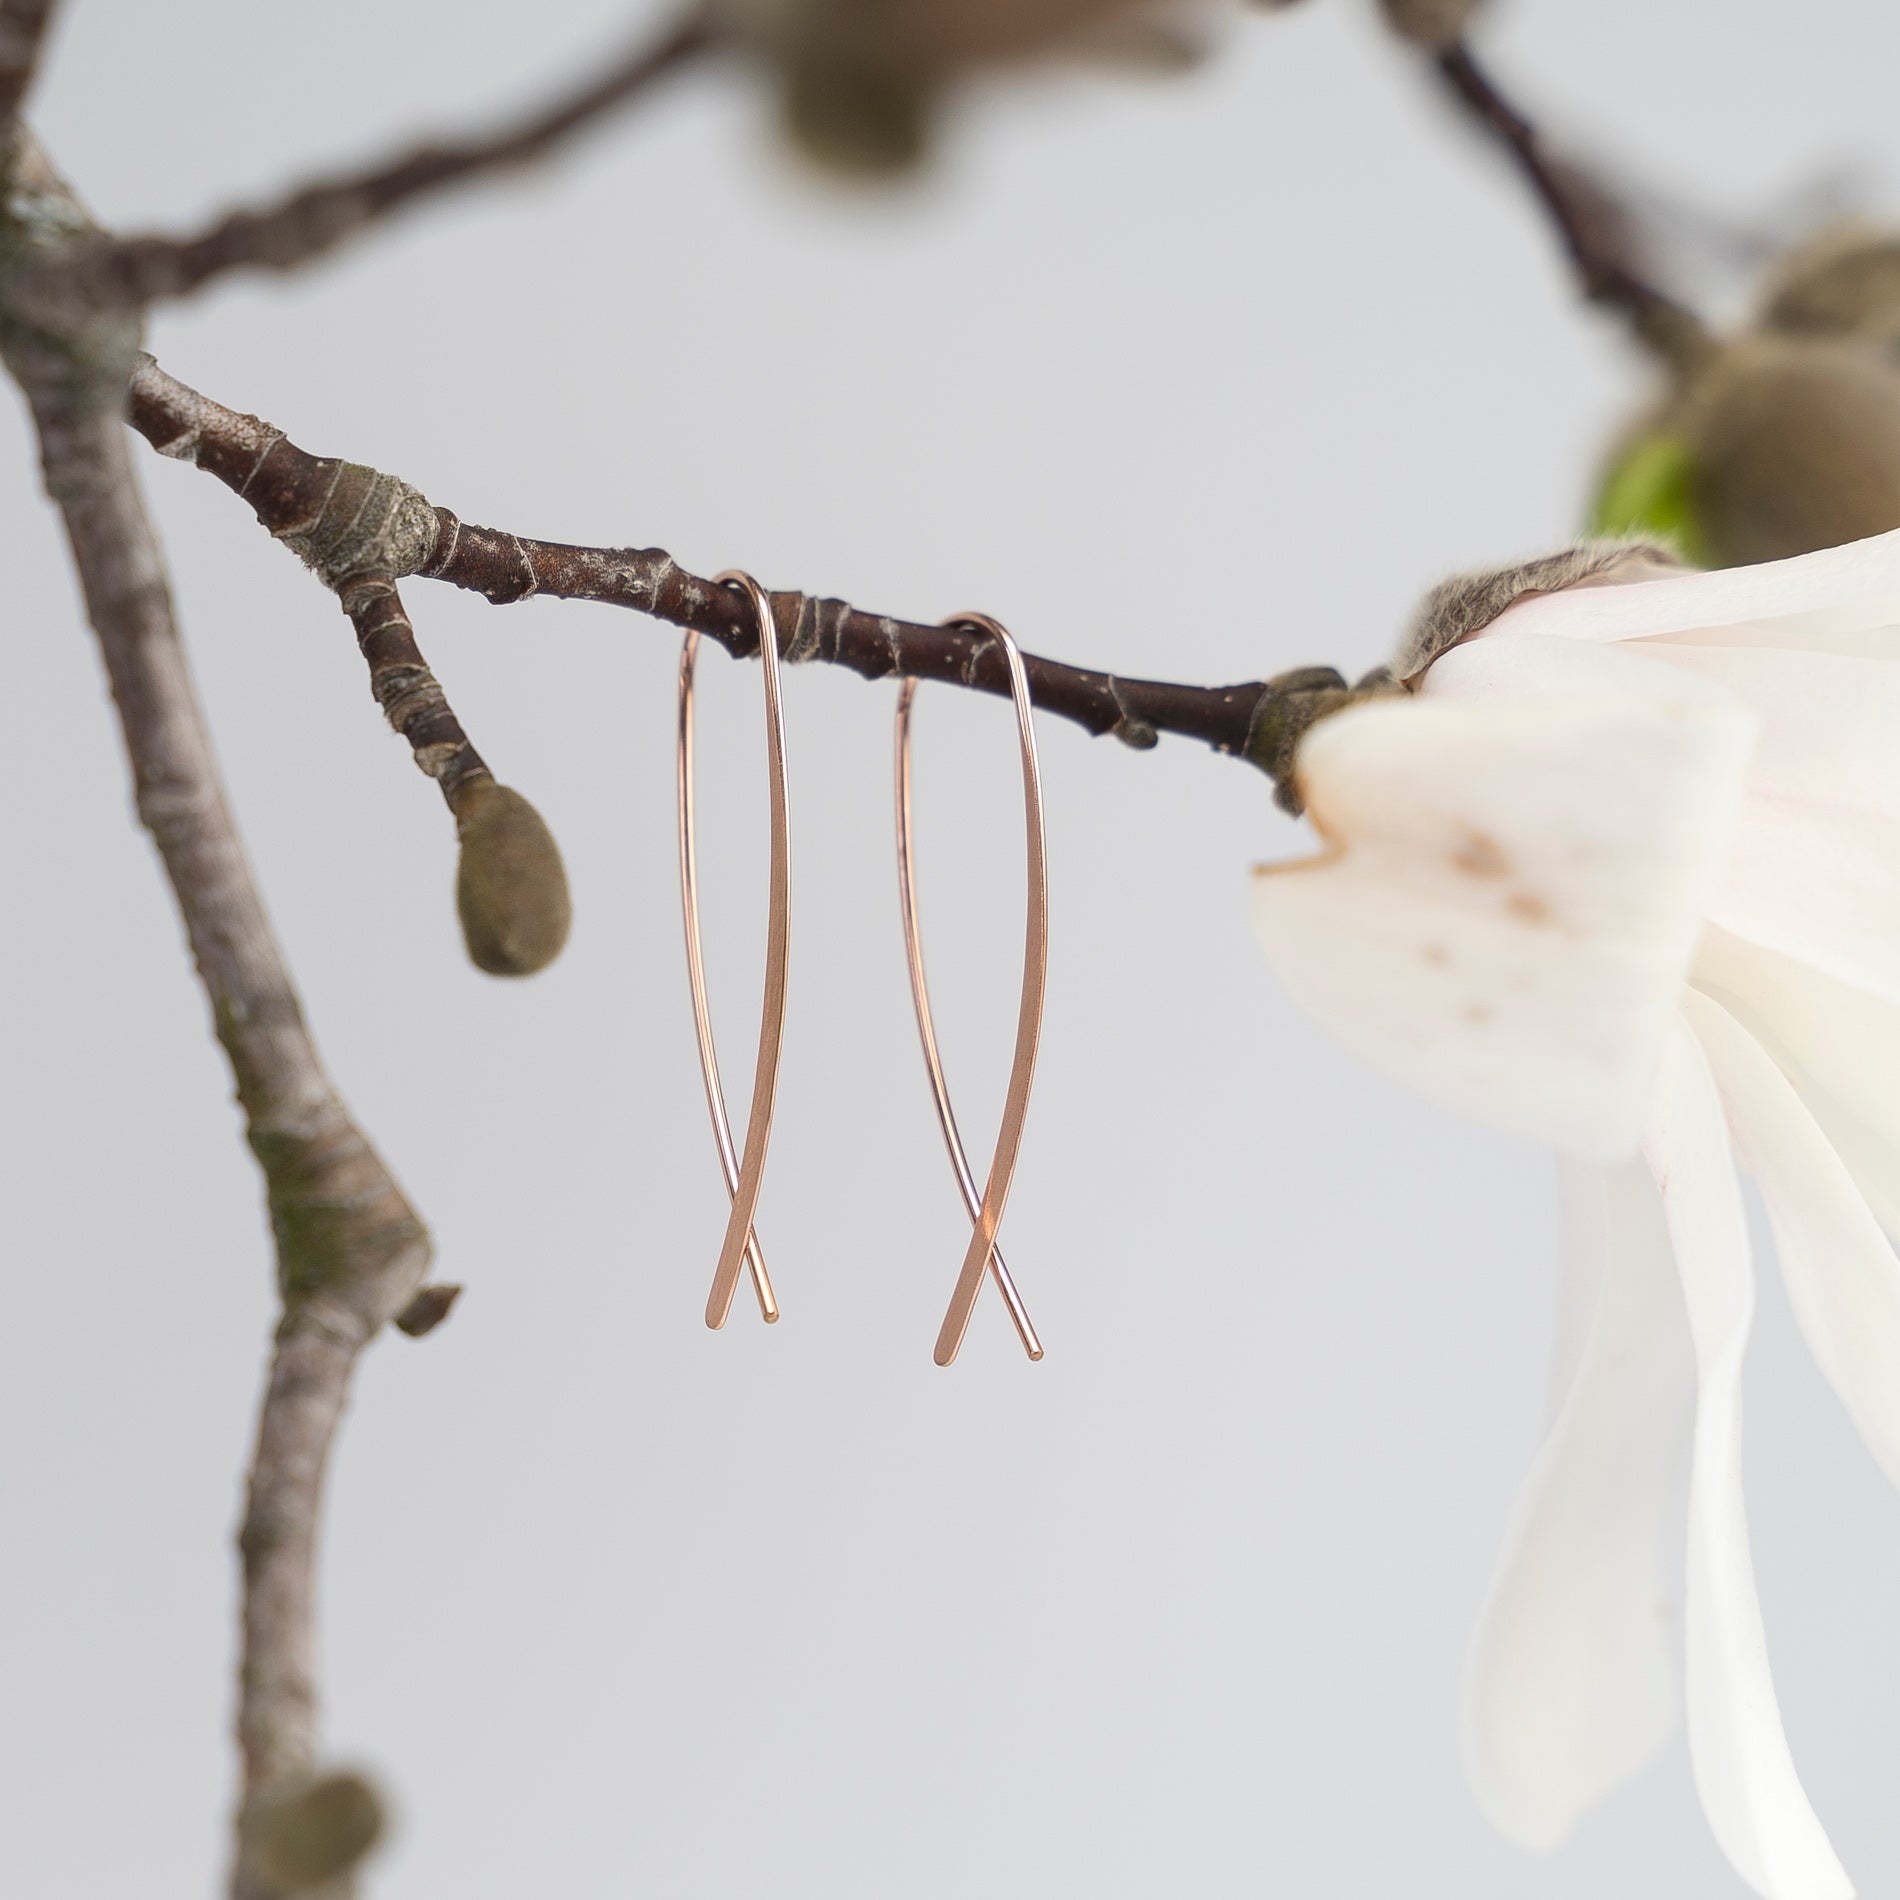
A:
895,615,1049,1367
677,571,791,1329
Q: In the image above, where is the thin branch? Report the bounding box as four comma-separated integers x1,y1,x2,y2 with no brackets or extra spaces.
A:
37,395,431,1900
42,11,707,306
127,356,1306,769
1434,41,1712,372
3,137,432,1900
0,0,57,130
339,570,493,805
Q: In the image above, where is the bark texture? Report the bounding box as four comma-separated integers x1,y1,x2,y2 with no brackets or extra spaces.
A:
126,355,1294,765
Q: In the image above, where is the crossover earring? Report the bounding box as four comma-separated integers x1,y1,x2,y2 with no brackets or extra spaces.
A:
678,571,791,1330
895,614,1049,1367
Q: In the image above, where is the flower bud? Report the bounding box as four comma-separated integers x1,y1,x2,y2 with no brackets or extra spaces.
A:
1759,223,1900,354
1377,0,1482,48
450,777,572,978
738,0,1210,174
1661,336,1900,567
780,46,933,176
243,1771,385,1893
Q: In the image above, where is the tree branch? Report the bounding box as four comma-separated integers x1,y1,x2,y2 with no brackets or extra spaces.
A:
126,355,1322,772
0,0,57,131
339,569,492,805
39,11,707,307
39,398,430,1899
1433,40,1712,372
3,137,432,1900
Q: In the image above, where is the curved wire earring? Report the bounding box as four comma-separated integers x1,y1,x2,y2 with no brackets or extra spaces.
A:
895,615,1049,1367
678,571,791,1330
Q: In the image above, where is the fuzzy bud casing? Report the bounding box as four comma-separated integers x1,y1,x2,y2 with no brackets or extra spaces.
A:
450,778,572,978
1394,542,1682,681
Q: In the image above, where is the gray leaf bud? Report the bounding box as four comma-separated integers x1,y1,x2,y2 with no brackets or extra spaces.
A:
242,1771,385,1894
450,778,572,979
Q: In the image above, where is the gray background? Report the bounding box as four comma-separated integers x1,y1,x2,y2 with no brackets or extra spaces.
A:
4,1,1899,1893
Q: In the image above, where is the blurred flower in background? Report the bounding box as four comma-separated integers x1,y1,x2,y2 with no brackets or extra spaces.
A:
708,0,1483,175
1254,535,1900,1900
711,0,1221,172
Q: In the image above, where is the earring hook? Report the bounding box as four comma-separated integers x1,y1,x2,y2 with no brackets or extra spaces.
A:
677,571,792,1329
895,615,1049,1366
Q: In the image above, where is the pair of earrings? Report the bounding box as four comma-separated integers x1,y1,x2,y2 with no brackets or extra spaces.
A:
677,572,1048,1367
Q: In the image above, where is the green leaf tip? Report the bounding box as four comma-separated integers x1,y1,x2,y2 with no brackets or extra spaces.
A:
1590,431,1712,566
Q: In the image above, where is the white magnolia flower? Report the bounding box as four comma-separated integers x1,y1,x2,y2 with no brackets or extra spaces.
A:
1253,530,1900,1900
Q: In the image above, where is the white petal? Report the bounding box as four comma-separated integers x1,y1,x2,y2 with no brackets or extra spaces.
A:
1422,623,1753,713
1251,650,1754,1159
1464,1159,1693,1849
1485,530,1900,658
1695,925,1900,1238
1635,643,1900,1002
1682,986,1900,1489
1644,1022,1853,1900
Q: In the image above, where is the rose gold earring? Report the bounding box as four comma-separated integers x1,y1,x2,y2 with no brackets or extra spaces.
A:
678,572,791,1330
895,615,1049,1367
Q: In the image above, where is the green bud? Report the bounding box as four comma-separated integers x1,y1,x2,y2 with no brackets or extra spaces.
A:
1589,431,1712,566
451,778,572,978
245,1771,385,1893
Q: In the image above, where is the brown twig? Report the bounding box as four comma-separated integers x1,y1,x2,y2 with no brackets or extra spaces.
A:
339,571,492,804
126,356,1306,770
2,138,432,1900
1434,41,1711,372
38,11,707,307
